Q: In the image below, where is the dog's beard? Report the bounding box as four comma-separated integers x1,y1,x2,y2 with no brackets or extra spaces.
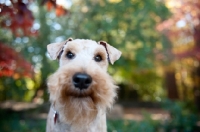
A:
56,96,98,129
47,66,118,129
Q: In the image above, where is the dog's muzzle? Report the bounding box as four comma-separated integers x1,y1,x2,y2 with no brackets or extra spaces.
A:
72,73,92,90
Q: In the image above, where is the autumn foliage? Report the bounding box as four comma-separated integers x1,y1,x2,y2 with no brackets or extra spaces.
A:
157,0,200,59
0,0,35,36
43,0,68,17
0,43,33,78
0,0,68,78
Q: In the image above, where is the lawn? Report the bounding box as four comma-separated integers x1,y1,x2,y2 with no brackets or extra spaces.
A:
0,108,159,132
1,100,200,132
0,113,157,132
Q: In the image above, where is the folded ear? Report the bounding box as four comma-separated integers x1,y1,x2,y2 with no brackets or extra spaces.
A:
98,41,122,64
47,38,73,60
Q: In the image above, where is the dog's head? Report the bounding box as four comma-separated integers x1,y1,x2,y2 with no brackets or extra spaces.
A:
47,38,121,127
47,38,121,66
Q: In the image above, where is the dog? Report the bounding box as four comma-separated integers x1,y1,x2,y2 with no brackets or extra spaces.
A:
46,38,121,132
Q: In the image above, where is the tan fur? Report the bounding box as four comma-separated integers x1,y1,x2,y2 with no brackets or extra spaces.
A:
47,38,73,60
46,39,121,132
98,41,121,64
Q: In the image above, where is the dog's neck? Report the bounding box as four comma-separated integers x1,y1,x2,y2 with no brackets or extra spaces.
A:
48,106,107,132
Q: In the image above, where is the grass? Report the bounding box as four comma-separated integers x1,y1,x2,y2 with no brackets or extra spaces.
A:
0,112,161,132
2,117,155,132
0,110,46,132
1,102,200,132
107,119,158,132
0,110,157,132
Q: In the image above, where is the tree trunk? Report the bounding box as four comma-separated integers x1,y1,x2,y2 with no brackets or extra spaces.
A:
165,70,179,100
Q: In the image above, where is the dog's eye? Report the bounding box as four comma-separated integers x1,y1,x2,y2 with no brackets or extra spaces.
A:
66,51,75,59
94,55,102,62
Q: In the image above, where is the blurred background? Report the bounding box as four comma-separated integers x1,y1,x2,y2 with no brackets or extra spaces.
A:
0,0,200,131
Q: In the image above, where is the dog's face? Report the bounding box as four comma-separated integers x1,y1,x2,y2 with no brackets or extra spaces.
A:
59,39,109,71
47,38,121,127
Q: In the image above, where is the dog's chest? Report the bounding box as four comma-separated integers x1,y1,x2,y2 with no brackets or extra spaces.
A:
48,108,107,132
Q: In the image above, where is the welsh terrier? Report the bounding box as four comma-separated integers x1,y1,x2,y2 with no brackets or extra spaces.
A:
46,38,121,132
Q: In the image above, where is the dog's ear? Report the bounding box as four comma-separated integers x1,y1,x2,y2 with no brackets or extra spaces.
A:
98,41,121,64
47,38,73,60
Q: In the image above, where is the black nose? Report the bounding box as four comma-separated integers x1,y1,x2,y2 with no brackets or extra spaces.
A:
72,73,92,90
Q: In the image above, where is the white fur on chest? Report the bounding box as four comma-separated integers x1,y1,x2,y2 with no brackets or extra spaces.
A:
46,107,107,132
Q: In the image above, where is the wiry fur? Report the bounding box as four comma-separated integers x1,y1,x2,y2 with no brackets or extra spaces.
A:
46,39,121,132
